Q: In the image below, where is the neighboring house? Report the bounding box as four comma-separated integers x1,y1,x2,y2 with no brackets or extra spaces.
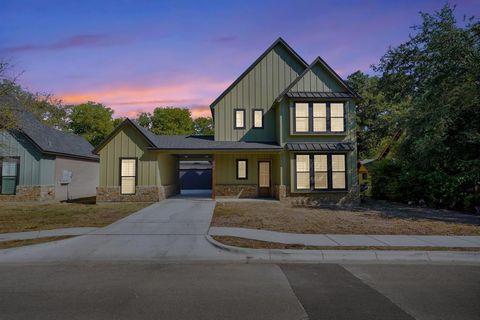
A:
0,112,99,202
94,38,359,204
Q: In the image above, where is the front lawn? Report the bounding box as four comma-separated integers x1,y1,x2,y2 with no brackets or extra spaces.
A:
0,202,151,234
211,201,480,235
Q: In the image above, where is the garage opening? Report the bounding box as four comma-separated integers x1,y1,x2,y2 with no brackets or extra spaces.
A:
179,160,212,198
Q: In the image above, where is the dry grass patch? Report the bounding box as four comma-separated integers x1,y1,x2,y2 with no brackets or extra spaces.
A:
0,202,151,233
212,236,480,251
0,236,73,250
212,202,480,235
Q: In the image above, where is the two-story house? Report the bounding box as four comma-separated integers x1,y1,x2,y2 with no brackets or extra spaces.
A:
94,38,359,204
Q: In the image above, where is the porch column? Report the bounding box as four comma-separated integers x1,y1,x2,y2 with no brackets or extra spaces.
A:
211,155,216,199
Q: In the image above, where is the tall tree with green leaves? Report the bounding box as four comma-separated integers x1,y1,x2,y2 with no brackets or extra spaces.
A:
193,116,214,135
147,107,194,135
68,102,115,146
372,4,480,210
347,71,402,159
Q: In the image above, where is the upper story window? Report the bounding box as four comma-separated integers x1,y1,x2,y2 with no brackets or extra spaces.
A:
120,158,137,195
294,102,345,134
253,109,263,128
294,103,309,132
234,109,245,129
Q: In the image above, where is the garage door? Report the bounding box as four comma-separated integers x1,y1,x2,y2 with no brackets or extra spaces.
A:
180,169,212,190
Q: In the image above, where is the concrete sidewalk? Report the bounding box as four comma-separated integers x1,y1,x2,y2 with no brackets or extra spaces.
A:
208,227,480,248
0,227,99,241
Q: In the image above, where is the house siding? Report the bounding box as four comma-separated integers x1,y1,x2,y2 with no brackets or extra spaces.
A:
213,45,305,142
0,131,55,186
98,125,158,187
289,63,343,92
55,157,99,201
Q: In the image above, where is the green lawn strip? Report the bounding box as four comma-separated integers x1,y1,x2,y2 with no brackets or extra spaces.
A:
212,236,480,251
0,202,152,233
0,236,74,250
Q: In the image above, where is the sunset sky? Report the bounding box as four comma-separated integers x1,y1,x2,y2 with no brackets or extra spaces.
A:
1,0,478,118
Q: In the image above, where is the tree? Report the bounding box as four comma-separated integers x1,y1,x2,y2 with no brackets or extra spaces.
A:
372,4,480,210
113,117,125,127
193,116,214,135
68,102,115,146
136,112,152,129
347,71,402,159
148,107,194,135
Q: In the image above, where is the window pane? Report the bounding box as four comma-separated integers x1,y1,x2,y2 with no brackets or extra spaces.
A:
121,159,136,176
330,103,344,117
295,103,309,117
332,172,346,189
2,160,17,176
259,162,270,187
237,160,247,178
235,110,244,127
314,172,328,189
254,110,263,128
313,103,326,117
313,117,326,132
295,118,309,132
296,155,310,172
296,172,310,189
332,155,345,171
1,177,16,194
314,155,327,171
121,177,135,194
330,118,344,132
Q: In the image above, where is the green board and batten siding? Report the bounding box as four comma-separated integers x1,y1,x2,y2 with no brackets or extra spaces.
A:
98,125,158,187
0,131,55,186
288,63,343,92
213,44,306,142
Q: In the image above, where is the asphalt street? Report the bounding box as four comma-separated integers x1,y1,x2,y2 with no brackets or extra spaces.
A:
0,262,478,320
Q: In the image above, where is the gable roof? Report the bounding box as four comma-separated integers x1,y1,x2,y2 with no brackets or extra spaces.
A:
15,111,98,161
276,56,360,102
209,37,309,114
94,118,282,154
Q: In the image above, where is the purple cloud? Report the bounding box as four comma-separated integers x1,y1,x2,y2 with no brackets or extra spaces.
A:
0,34,124,54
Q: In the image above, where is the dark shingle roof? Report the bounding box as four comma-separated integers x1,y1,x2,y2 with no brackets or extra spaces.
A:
16,112,98,161
286,142,354,152
286,92,355,99
93,119,283,152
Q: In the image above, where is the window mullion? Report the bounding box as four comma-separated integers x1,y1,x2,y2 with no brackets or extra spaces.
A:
327,154,332,190
326,103,331,132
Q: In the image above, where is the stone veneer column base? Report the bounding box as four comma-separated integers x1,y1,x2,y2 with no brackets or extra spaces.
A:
97,185,180,202
214,184,258,198
281,185,360,206
0,185,55,202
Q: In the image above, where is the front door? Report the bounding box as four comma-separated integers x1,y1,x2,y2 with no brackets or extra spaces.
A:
258,161,271,197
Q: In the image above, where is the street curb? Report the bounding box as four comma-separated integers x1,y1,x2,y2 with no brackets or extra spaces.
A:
205,235,480,263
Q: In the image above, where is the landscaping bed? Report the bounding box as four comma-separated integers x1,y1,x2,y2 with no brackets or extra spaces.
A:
211,201,480,235
0,202,151,234
212,236,480,251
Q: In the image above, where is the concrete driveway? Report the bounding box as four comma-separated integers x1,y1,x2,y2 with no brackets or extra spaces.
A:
0,199,239,263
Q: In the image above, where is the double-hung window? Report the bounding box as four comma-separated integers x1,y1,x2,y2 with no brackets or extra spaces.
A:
120,158,137,194
234,109,245,129
0,157,19,195
253,109,263,128
236,159,248,180
294,102,345,133
295,154,346,191
294,103,309,132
